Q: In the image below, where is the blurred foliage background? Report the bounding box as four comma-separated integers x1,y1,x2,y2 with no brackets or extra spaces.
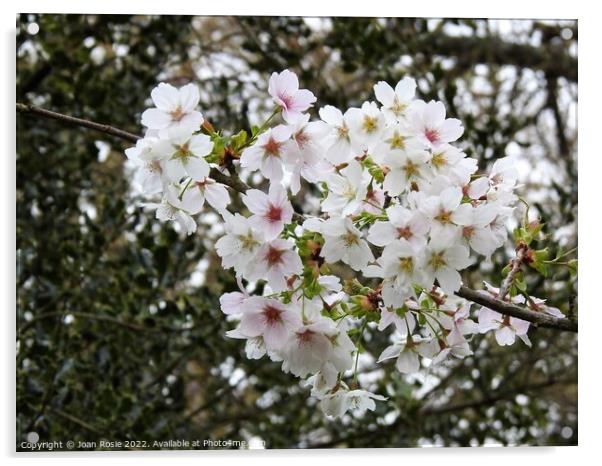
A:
16,14,577,449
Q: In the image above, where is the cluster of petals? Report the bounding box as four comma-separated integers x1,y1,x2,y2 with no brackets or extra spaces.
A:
128,70,537,419
127,82,231,235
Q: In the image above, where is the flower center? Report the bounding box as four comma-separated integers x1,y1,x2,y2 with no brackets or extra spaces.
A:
387,132,407,150
398,257,414,273
435,210,453,224
172,142,192,160
424,128,440,144
147,160,163,173
295,129,309,148
342,231,359,247
362,115,378,133
280,94,294,109
170,105,185,121
296,329,315,345
336,125,350,140
342,184,357,200
238,232,259,251
397,226,413,240
463,226,475,238
431,151,447,168
491,173,504,185
403,160,419,178
391,98,407,116
263,305,283,325
265,245,285,266
266,203,283,223
429,251,447,270
263,137,282,157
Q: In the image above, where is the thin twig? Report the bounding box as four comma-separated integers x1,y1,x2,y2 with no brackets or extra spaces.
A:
498,246,526,301
420,377,575,415
49,408,105,435
17,102,140,143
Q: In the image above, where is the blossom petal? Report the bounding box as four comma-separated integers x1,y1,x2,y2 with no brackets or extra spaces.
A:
184,157,210,181
179,83,200,112
151,83,179,111
141,108,172,130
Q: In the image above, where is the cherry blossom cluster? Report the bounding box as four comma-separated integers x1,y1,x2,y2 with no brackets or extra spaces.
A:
125,70,564,419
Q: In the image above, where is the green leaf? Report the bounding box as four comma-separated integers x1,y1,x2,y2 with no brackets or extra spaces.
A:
230,130,248,151
529,247,550,277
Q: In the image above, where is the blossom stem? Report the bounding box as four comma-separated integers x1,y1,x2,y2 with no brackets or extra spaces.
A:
418,310,443,337
178,178,194,201
412,308,447,331
517,196,531,226
352,319,368,388
543,247,577,264
362,200,387,214
239,108,281,150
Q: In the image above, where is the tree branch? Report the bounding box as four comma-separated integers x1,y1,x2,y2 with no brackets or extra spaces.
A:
16,103,578,333
425,32,577,82
16,102,140,143
16,102,250,195
456,285,577,333
420,377,575,415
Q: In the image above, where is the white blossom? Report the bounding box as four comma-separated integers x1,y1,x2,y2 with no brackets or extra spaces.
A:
321,160,370,215
374,77,416,123
181,178,230,214
319,216,374,271
423,231,472,294
155,130,213,183
320,389,387,418
316,105,354,165
215,213,265,276
141,83,203,136
268,69,316,123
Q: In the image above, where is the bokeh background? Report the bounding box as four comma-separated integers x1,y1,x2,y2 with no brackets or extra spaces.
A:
16,15,577,449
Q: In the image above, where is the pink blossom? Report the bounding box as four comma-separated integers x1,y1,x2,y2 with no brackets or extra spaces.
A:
246,239,303,292
240,125,294,181
268,70,317,123
242,184,294,240
412,100,463,148
238,297,302,350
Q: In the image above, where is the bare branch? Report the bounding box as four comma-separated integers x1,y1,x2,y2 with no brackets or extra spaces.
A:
425,32,577,82
16,102,140,143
